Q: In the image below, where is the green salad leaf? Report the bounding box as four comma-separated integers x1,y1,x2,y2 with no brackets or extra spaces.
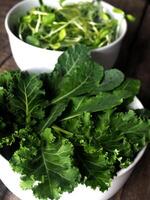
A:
0,44,150,200
75,146,112,191
7,72,46,127
11,128,80,200
50,44,103,104
16,1,120,50
98,69,124,92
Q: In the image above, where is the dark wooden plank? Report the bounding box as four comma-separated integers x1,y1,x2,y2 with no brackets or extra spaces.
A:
3,191,20,200
0,180,7,200
126,5,150,109
0,56,18,72
105,0,147,69
0,0,18,68
109,189,122,200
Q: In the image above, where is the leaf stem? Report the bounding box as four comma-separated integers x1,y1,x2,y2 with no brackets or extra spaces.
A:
39,0,44,6
43,17,78,39
35,14,41,33
52,125,73,137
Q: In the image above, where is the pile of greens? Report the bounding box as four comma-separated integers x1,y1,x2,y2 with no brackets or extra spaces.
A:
0,44,150,200
16,0,119,50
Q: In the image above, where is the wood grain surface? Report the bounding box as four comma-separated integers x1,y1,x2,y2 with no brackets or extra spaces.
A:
105,0,149,71
127,5,150,109
0,0,150,200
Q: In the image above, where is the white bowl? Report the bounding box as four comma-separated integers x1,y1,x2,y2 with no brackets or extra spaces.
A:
5,0,127,72
0,97,146,200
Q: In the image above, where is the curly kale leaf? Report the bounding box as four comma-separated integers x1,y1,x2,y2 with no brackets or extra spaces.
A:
61,112,93,144
94,110,150,168
1,44,150,200
75,145,112,192
11,128,80,200
0,71,13,89
110,110,150,152
61,112,114,192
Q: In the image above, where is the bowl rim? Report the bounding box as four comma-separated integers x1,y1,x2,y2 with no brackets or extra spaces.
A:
4,0,127,53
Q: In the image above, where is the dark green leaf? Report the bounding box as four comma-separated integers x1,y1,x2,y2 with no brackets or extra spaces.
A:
75,146,112,191
50,45,104,104
11,128,80,200
25,36,40,47
0,71,13,89
41,100,68,131
0,86,5,105
8,72,46,126
62,92,123,120
42,13,55,25
98,69,124,92
117,78,140,97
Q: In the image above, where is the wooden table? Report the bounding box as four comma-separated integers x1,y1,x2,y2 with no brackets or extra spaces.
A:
0,0,150,200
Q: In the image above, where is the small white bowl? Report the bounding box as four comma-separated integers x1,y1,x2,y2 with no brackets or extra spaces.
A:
0,97,146,200
5,0,127,72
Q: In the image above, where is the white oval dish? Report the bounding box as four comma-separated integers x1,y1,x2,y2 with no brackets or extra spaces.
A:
5,0,127,72
0,97,146,200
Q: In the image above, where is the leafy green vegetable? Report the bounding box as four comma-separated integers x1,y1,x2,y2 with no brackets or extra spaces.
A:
117,78,141,97
11,128,80,200
16,1,120,50
50,44,103,104
113,7,135,22
75,146,112,191
41,100,67,131
40,44,104,128
8,72,46,127
98,69,124,92
0,87,5,105
0,44,150,200
61,92,124,121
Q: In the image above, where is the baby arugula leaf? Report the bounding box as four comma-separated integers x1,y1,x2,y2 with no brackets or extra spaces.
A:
8,72,46,127
50,45,104,104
